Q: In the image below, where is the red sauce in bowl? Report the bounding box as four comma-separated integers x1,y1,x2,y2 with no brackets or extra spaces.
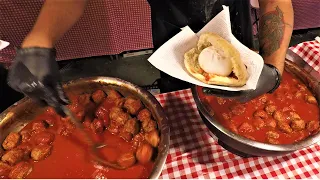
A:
198,71,320,144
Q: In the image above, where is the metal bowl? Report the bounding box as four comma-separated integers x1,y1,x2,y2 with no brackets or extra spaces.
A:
192,60,320,156
0,77,170,179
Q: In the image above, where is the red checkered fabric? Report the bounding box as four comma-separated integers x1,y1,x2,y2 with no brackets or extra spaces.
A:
289,41,320,73
0,0,153,66
155,89,320,179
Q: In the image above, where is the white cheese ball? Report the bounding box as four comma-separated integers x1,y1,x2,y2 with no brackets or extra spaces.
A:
198,46,233,76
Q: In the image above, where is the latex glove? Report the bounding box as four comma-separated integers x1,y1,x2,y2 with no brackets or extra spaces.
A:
202,64,282,102
7,47,69,116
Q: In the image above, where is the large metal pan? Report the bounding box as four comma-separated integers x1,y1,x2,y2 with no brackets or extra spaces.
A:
0,77,170,179
192,60,320,156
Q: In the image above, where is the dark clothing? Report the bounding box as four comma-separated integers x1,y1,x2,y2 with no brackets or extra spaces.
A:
0,65,24,112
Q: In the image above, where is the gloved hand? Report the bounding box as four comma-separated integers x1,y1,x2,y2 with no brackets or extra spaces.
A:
7,47,69,116
202,63,282,102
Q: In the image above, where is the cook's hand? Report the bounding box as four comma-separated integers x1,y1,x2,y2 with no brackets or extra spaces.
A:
202,64,282,102
7,47,69,116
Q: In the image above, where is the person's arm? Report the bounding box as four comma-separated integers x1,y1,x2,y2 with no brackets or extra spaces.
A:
22,0,88,48
258,0,294,74
8,0,88,117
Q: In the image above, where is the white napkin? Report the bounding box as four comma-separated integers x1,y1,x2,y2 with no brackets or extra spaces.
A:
0,40,10,51
148,6,264,91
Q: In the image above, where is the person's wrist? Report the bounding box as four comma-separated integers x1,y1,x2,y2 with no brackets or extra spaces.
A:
21,32,53,48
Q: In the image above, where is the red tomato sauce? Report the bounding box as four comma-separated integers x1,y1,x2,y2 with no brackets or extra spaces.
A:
198,71,320,144
25,128,153,179
3,90,156,179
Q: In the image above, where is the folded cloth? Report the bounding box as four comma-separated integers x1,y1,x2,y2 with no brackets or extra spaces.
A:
289,37,320,73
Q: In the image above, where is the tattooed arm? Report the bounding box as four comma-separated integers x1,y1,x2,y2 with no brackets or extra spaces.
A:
258,0,294,74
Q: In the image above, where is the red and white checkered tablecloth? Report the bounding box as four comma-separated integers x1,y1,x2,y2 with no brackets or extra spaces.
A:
289,40,320,73
154,89,320,179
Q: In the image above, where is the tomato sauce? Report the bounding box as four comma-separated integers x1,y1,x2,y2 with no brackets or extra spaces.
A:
25,128,153,179
198,71,320,144
5,90,156,179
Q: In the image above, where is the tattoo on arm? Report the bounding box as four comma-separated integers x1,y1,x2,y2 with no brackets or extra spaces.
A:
259,6,289,57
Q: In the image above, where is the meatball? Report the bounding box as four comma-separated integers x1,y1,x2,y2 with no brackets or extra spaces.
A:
137,109,152,122
305,95,317,104
265,104,277,114
294,92,303,100
78,93,91,106
297,84,307,91
0,162,11,177
222,113,231,120
230,104,246,116
136,143,153,164
266,131,280,139
34,131,55,145
92,90,106,104
258,95,268,104
216,97,226,105
16,144,32,158
267,138,280,145
2,132,21,150
278,122,293,134
238,122,254,133
8,162,32,179
1,149,24,165
266,100,275,105
307,120,320,133
119,128,133,141
95,106,109,121
32,121,48,132
253,110,268,119
19,130,32,143
114,98,125,108
142,120,157,133
291,119,306,131
107,89,122,100
109,107,130,126
57,121,75,136
289,112,301,121
229,123,238,133
253,118,265,130
273,111,285,122
117,153,136,168
91,119,104,134
123,118,140,135
132,133,145,149
124,97,143,115
265,119,277,128
108,122,120,134
31,144,52,161
145,130,160,147
83,119,92,129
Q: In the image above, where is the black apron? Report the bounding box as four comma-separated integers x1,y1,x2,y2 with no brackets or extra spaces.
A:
147,0,253,92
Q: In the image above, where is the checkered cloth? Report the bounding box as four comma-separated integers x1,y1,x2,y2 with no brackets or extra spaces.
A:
289,40,320,73
0,0,153,67
155,89,320,179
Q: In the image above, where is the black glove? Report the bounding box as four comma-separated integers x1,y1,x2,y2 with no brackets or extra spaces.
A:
202,64,282,102
7,47,69,116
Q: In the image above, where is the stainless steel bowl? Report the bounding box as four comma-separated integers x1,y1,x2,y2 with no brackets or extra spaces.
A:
192,60,320,156
0,77,170,179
